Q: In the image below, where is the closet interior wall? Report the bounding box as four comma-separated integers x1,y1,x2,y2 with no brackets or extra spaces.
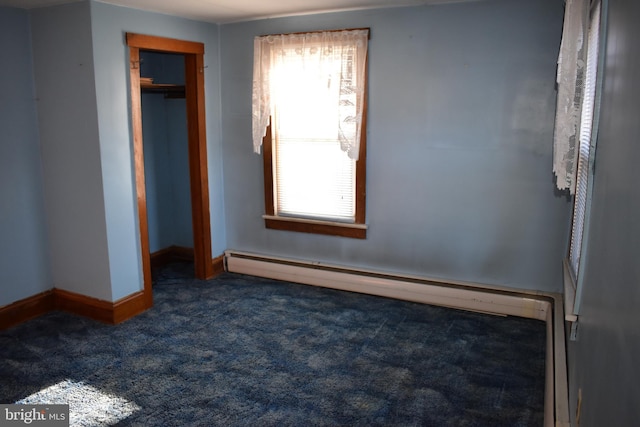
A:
140,51,193,260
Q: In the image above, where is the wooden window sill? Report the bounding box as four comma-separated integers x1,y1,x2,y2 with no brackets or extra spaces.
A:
262,215,367,239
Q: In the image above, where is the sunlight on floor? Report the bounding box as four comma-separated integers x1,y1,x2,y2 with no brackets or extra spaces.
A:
16,380,140,427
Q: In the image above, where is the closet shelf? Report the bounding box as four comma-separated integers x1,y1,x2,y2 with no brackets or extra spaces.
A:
140,82,185,98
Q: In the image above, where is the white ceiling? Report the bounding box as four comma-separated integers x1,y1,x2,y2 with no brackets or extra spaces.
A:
0,0,476,24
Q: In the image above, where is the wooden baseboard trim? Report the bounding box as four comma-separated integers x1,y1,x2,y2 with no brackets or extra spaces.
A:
113,290,149,324
54,288,150,325
0,290,55,330
212,254,225,276
151,245,194,270
0,288,151,330
1,252,225,330
54,289,114,324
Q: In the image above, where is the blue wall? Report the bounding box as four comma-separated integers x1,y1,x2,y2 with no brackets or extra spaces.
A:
89,0,225,300
30,2,113,300
141,51,193,252
220,0,570,292
0,7,52,306
15,0,224,303
142,94,193,252
567,0,640,424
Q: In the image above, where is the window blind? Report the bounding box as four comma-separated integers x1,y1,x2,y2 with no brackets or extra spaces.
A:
275,136,355,221
272,54,356,221
569,1,601,277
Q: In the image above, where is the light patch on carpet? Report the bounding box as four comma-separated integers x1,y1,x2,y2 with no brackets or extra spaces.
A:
16,379,140,426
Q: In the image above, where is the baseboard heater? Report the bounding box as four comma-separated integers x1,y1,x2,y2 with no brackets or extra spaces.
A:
224,250,570,427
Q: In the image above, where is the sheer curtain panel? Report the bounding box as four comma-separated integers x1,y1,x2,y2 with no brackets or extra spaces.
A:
553,0,589,193
252,29,369,161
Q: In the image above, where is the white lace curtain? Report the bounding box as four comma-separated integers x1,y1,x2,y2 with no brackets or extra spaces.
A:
252,29,369,160
553,0,589,194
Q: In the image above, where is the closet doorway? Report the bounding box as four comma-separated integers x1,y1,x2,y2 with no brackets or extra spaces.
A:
127,33,213,307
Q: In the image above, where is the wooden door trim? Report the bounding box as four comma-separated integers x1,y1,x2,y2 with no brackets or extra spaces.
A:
128,45,153,307
184,52,214,278
127,33,214,307
126,33,204,54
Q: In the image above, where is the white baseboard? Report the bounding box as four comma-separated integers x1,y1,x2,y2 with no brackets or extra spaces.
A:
224,250,570,427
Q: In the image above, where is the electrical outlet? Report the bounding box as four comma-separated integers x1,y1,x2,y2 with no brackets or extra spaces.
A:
570,321,580,341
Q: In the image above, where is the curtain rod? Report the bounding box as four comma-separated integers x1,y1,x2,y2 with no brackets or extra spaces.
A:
258,27,370,39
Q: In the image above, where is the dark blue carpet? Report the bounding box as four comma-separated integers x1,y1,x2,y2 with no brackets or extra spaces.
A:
0,262,546,426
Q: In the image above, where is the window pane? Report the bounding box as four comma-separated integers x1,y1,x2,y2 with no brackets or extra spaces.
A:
271,41,356,222
276,137,355,221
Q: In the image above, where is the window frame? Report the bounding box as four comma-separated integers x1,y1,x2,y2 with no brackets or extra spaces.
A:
564,0,604,320
262,107,368,239
260,31,369,239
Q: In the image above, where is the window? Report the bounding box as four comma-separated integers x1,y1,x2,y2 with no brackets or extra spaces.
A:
252,29,369,238
553,0,603,321
562,0,603,318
